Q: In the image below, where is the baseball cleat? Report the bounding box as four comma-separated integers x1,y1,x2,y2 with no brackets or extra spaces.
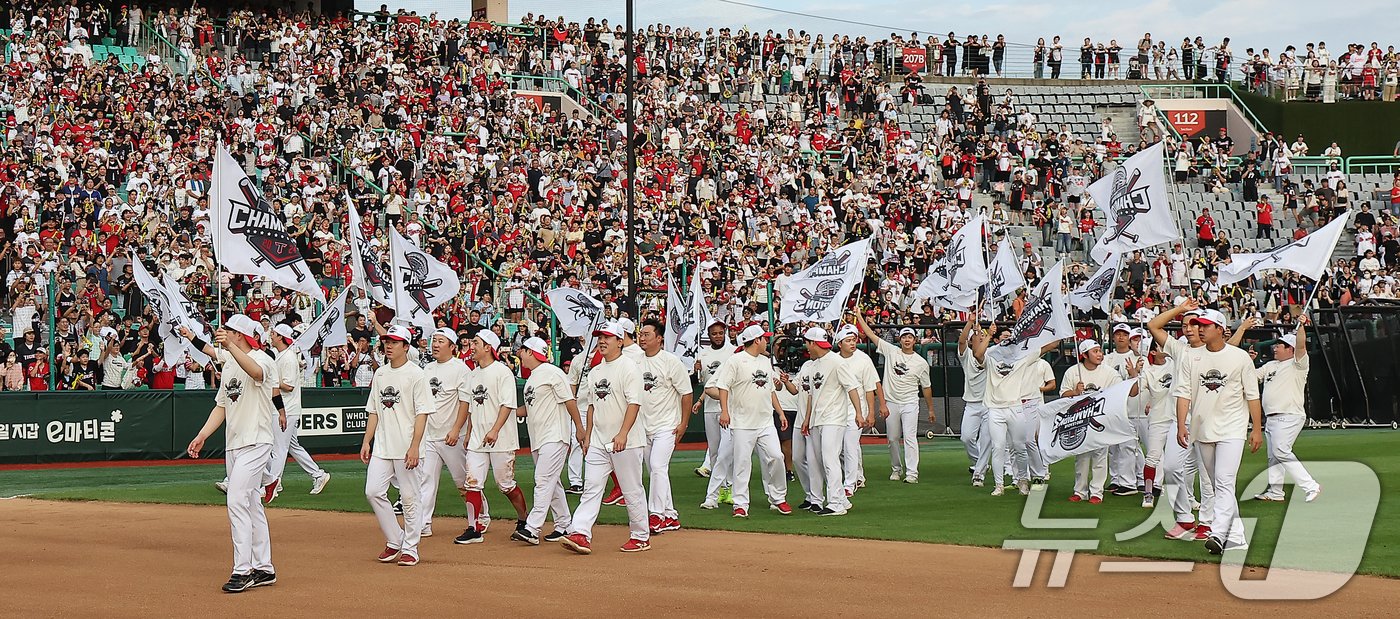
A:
1305,486,1322,502
972,479,984,488
377,547,401,562
1030,478,1046,490
262,479,281,504
856,479,866,489
397,553,418,566
817,507,848,516
602,486,625,506
454,528,484,545
660,517,681,532
565,484,583,495
511,529,541,545
732,507,749,518
889,472,902,481
543,531,567,543
248,570,276,588
1105,484,1122,493
786,470,796,482
807,503,824,514
1112,486,1138,496
1164,524,1195,540
561,534,592,555
310,472,331,495
694,466,711,478
1224,539,1249,552
718,487,734,505
1190,498,1201,511
797,501,813,510
215,481,229,494
1204,536,1225,555
1068,494,1084,502
221,573,254,593
477,520,490,534
843,489,853,498
1017,480,1031,495
393,500,403,515
991,485,1005,496
421,526,433,538
904,476,918,484
1087,496,1103,504
648,514,665,535
620,538,651,553
1252,493,1285,502
771,502,793,515
1141,494,1155,509
700,499,719,510
1193,525,1212,541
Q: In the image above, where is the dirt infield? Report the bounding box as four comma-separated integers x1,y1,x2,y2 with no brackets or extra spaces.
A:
3,499,1394,617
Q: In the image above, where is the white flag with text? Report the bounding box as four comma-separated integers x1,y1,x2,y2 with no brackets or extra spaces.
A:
1037,380,1138,464
346,196,393,307
779,237,872,324
388,229,460,337
1089,142,1178,263
1069,253,1122,315
295,285,353,367
1216,214,1349,286
987,260,1073,367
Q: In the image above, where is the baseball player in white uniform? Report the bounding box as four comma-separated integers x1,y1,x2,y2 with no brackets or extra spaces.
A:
856,316,935,484
456,329,528,545
1172,308,1263,554
1104,324,1148,496
361,325,434,567
969,322,1064,497
711,325,792,517
834,324,880,496
1252,316,1321,503
797,327,864,515
267,324,331,496
958,321,989,481
1139,339,1177,509
636,319,694,534
416,328,472,538
692,322,733,490
1018,356,1056,489
182,315,286,593
511,337,584,545
1061,339,1140,502
561,322,652,554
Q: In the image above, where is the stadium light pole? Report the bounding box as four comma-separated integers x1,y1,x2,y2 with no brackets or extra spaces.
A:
624,0,637,312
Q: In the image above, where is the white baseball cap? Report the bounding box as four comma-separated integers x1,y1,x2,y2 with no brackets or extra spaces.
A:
520,336,550,362
898,327,917,338
1129,327,1146,339
382,325,414,343
617,317,636,335
802,326,832,349
272,324,295,340
225,314,262,339
1189,309,1228,328
834,324,859,342
432,327,458,344
1112,323,1132,334
1278,333,1298,348
592,321,626,339
735,324,773,349
1077,339,1102,356
475,329,501,350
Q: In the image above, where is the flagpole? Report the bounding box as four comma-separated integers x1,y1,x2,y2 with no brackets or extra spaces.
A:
1299,270,1329,316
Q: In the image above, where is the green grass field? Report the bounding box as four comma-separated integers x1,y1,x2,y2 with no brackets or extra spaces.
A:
3,430,1396,577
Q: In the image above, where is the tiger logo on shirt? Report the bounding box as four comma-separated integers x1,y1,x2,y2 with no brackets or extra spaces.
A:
752,370,770,388
523,385,537,407
379,385,402,410
470,384,489,405
811,372,826,390
1201,369,1227,392
593,378,612,401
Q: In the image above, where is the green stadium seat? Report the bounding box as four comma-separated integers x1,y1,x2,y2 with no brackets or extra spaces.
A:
122,46,139,56
102,36,115,47
92,44,107,56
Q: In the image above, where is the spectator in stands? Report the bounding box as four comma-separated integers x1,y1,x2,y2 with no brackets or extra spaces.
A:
1196,208,1218,247
1256,195,1275,239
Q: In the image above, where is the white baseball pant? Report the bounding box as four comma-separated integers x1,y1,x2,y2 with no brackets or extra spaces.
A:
730,425,787,510
702,421,735,502
702,411,723,471
1164,430,1214,526
960,401,987,468
267,414,327,483
1073,449,1109,499
792,427,819,505
1263,413,1319,498
1142,418,1173,494
1196,439,1247,544
226,443,274,575
809,424,849,510
419,439,470,531
465,450,517,528
979,407,1027,487
1109,417,1148,488
885,400,920,481
841,419,864,493
524,441,573,536
366,456,424,557
1019,403,1047,480
645,430,678,519
569,446,648,542
567,408,591,486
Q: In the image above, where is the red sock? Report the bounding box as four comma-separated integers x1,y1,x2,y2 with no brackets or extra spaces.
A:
463,490,485,527
1143,466,1157,494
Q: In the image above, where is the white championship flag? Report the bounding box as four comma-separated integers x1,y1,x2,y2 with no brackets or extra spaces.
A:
779,237,872,324
986,237,1027,302
294,285,352,367
129,254,196,364
987,260,1073,367
1088,142,1179,263
1037,380,1138,464
388,229,460,336
664,271,692,360
1069,253,1122,315
345,196,393,307
545,287,605,338
160,272,213,365
210,144,326,304
915,215,988,305
1216,214,1350,286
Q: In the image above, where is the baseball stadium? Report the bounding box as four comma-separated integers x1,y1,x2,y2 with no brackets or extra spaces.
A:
2,0,1399,615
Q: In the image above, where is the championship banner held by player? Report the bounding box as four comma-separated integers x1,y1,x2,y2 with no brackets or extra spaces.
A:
210,144,326,304
1216,213,1350,286
986,238,1027,302
901,46,927,72
159,272,213,365
129,253,201,364
914,215,988,311
388,229,460,336
779,237,872,325
665,268,710,368
987,260,1073,367
545,287,605,338
345,196,393,307
1069,253,1122,315
1088,142,1179,263
664,271,691,360
294,285,352,367
1037,380,1137,464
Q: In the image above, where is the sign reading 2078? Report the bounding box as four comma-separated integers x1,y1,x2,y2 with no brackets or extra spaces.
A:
299,407,369,436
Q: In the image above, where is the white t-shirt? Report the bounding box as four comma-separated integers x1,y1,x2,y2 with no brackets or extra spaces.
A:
985,353,1043,409
465,360,520,453
874,338,931,404
622,343,646,366
523,362,576,447
1019,359,1056,404
366,361,433,460
216,348,278,451
696,344,733,413
423,357,470,442
799,352,862,427
839,350,881,419
715,350,780,430
1257,351,1308,416
1172,345,1260,443
638,349,692,433
1142,359,1177,423
274,346,303,414
1104,348,1147,418
585,355,646,450
961,347,987,402
1059,362,1126,397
